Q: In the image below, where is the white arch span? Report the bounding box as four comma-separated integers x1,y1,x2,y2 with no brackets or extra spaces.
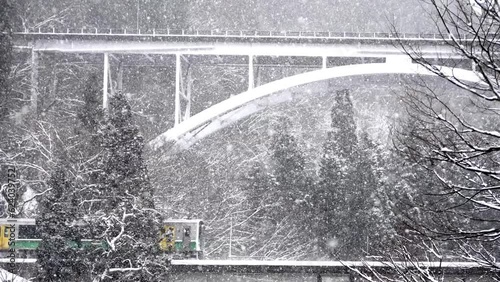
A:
148,62,483,153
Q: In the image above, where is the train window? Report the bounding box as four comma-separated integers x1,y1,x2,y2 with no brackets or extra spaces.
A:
3,226,8,238
18,225,39,239
182,226,191,251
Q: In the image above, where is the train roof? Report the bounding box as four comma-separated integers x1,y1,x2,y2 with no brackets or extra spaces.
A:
162,219,203,224
0,218,36,225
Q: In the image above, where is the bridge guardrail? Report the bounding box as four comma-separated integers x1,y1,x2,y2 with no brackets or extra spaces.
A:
13,27,487,41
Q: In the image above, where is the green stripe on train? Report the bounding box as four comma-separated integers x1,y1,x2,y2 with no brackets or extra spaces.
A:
12,240,108,250
12,240,196,251
174,241,197,251
13,240,39,249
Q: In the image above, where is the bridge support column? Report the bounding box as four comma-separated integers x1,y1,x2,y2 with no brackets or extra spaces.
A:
175,53,182,125
255,66,261,87
117,61,123,92
322,56,327,69
30,49,39,113
183,66,192,121
248,55,254,90
103,53,109,109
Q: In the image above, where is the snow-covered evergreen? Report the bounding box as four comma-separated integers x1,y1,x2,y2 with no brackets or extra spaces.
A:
37,166,88,281
93,92,162,281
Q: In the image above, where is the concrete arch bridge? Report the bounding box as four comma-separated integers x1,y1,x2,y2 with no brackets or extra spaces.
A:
11,29,483,154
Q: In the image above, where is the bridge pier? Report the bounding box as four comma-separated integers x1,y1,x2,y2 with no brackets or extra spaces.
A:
183,65,192,121
117,61,123,92
174,54,193,124
256,66,261,87
30,49,39,112
103,53,109,109
249,55,254,90
175,53,181,125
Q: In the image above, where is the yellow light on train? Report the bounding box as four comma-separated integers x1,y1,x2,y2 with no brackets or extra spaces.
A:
159,225,176,252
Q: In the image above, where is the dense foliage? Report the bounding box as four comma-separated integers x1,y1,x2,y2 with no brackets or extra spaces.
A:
0,0,12,121
34,76,163,280
315,88,395,259
92,92,162,281
37,167,88,282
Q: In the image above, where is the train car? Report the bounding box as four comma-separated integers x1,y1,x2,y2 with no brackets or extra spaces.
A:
0,218,105,254
0,218,204,259
159,219,204,259
0,218,39,255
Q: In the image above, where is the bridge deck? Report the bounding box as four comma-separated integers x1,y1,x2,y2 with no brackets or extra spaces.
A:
12,28,458,42
11,29,462,58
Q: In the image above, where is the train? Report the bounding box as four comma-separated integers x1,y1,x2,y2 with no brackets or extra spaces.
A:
158,219,204,259
0,218,204,259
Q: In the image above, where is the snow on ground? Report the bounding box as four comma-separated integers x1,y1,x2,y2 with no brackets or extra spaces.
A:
0,267,31,282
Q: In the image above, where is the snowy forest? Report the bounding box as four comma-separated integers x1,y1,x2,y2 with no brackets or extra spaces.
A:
1,0,500,281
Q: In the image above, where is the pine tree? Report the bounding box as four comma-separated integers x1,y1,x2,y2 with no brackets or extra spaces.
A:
70,74,108,279
94,92,161,281
78,74,103,135
316,88,392,259
0,0,12,121
265,118,316,259
270,118,308,211
0,0,12,216
75,74,104,219
356,132,396,255
244,164,272,214
239,163,275,257
37,166,89,282
317,89,359,258
345,132,383,257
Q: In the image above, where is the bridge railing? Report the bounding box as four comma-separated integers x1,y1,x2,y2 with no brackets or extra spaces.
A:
14,27,475,41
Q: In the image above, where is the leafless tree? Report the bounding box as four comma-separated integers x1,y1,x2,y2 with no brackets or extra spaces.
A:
380,0,500,279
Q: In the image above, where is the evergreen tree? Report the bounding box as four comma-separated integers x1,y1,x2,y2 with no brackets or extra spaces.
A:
239,119,316,260
94,92,161,281
244,164,272,215
240,163,295,258
78,74,103,135
71,74,109,279
74,74,104,220
37,166,89,282
317,89,359,258
270,118,309,212
316,88,390,259
0,0,13,213
0,0,13,121
265,118,316,259
357,132,396,256
239,164,272,256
